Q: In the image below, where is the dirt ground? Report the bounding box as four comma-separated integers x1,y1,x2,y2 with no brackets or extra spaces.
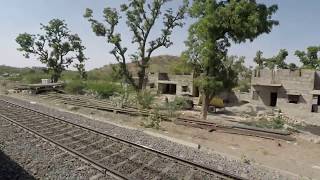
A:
5,93,320,179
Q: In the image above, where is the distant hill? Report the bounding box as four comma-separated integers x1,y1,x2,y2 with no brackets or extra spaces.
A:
0,55,188,82
90,55,182,77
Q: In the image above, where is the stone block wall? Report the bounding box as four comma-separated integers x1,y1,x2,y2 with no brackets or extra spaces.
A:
251,69,317,113
146,72,193,95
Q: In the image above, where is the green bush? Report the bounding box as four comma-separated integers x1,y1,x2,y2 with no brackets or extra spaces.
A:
61,71,81,81
65,80,86,94
86,82,121,98
141,108,161,130
161,97,193,117
23,73,50,84
237,80,251,92
272,114,285,129
7,75,22,82
136,90,155,109
245,114,285,130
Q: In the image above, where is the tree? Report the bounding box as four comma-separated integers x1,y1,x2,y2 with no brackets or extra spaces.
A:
295,46,320,69
16,19,87,82
264,49,288,69
229,56,252,92
253,50,265,69
84,0,188,91
184,0,278,120
288,63,298,71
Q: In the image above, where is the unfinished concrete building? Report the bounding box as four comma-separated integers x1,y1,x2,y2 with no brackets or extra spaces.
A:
146,72,194,96
251,69,320,113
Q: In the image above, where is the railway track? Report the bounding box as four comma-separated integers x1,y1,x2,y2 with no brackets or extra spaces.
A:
174,118,295,141
38,93,169,120
38,93,295,141
0,99,246,180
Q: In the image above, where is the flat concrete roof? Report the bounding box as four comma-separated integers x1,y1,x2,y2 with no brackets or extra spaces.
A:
252,83,282,87
158,80,177,84
286,91,301,96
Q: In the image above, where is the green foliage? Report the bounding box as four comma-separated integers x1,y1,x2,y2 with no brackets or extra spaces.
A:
172,96,193,110
141,108,161,130
7,75,23,82
87,70,111,82
65,80,86,94
23,73,50,84
288,63,298,71
136,90,155,109
170,57,193,75
194,76,224,97
61,71,82,81
165,102,181,118
184,0,278,119
245,114,285,130
254,50,265,69
16,19,87,82
86,82,122,99
264,49,289,69
272,113,285,129
237,79,251,92
163,96,193,117
230,56,252,92
254,49,291,70
295,46,320,69
84,0,188,90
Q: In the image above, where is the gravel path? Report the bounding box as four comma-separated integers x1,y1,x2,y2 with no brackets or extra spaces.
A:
0,95,299,180
0,116,117,180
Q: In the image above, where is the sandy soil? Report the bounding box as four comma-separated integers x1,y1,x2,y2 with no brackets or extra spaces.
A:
7,93,320,179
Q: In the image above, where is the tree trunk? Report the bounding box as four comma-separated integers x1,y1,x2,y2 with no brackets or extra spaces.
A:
51,70,61,83
51,74,59,83
138,66,146,91
201,94,210,120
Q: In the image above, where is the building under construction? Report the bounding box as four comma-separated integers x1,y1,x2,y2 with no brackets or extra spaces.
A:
251,69,320,113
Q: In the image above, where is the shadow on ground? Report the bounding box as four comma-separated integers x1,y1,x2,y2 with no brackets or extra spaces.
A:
0,151,35,180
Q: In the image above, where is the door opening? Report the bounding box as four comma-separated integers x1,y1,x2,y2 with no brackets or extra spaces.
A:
270,92,277,107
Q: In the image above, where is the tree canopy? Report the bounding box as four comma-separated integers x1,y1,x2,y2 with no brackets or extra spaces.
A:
16,19,87,82
254,49,300,70
295,46,320,70
84,0,188,90
264,49,289,69
184,0,278,119
253,50,265,69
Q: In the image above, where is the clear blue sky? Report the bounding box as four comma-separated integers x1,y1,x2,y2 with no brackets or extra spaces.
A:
0,0,319,70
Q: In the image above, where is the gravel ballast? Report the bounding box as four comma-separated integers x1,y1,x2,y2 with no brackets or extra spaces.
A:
0,116,117,180
0,95,299,179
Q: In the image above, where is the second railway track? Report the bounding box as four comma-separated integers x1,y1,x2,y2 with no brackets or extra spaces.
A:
0,99,246,180
38,93,295,141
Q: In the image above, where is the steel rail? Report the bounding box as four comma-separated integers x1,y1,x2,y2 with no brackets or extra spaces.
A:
0,99,246,180
0,114,129,180
41,93,293,137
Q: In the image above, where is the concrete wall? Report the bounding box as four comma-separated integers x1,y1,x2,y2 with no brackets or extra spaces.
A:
146,72,193,96
251,69,316,113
